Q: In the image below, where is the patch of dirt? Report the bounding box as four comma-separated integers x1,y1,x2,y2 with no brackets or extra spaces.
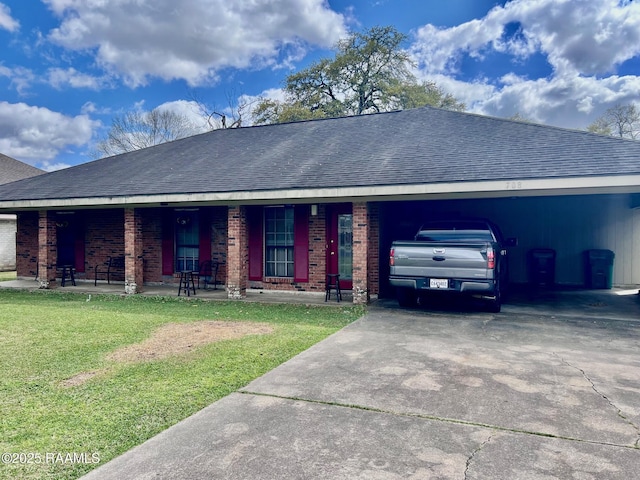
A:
61,320,274,387
107,321,274,363
61,370,103,387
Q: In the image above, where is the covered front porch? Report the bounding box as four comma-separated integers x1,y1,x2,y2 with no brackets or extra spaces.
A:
15,202,378,305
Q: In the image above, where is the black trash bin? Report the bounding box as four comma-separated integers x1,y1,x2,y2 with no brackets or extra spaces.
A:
585,249,615,289
528,248,556,287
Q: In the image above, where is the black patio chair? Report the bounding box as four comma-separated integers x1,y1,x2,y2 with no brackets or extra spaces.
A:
194,260,219,290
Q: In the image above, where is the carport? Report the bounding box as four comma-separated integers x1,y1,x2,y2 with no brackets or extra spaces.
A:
377,192,640,298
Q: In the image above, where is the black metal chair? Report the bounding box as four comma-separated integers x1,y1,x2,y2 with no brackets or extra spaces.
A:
194,260,219,290
325,273,341,302
94,256,125,286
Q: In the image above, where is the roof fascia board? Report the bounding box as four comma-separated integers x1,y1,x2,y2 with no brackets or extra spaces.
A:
1,175,639,210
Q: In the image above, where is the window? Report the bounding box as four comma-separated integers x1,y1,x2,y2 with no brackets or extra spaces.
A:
175,213,199,271
265,206,294,277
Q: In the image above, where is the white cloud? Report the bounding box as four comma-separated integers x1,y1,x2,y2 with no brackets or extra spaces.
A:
410,0,640,129
0,65,36,95
0,3,19,32
47,67,113,90
0,101,98,164
155,100,211,132
41,161,72,172
412,0,640,76
43,0,347,87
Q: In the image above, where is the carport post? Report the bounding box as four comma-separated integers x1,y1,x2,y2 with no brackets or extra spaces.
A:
352,202,370,304
226,205,247,299
124,208,144,294
37,210,57,289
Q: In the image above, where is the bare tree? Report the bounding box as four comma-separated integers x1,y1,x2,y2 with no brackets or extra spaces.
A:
94,108,199,157
587,104,640,139
508,112,532,123
189,88,253,130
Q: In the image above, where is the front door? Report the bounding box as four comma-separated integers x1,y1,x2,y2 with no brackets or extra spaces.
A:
327,205,353,290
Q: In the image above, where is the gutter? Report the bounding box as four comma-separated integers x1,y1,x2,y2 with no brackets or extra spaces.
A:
0,175,639,211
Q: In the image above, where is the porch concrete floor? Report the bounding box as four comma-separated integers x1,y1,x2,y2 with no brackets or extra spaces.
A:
0,278,353,306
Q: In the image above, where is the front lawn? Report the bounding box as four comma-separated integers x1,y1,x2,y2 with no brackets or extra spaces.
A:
0,291,363,480
0,271,16,281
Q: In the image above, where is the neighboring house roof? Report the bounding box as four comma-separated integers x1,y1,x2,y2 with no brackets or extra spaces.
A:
0,106,639,209
0,153,44,185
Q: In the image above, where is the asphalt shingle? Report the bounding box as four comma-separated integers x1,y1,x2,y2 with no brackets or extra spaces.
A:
0,153,44,185
0,106,639,203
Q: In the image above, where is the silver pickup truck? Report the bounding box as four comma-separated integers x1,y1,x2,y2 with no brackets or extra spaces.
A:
389,219,516,312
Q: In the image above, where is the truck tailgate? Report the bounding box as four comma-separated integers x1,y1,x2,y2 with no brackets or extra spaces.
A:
391,242,491,280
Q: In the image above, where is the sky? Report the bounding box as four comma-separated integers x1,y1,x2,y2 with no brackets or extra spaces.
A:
1,0,639,171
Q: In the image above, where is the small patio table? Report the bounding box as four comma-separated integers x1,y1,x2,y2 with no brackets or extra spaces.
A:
58,264,76,287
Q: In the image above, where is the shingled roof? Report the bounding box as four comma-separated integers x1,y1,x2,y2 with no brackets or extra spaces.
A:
0,153,44,185
0,106,639,208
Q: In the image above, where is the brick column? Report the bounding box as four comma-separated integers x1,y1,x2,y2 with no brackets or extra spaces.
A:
227,205,248,299
124,208,144,294
352,202,369,304
367,203,380,297
38,210,57,288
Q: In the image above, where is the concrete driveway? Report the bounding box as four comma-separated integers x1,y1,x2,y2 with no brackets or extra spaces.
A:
83,291,640,479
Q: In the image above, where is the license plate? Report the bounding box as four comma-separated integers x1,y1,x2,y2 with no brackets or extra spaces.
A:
429,278,448,289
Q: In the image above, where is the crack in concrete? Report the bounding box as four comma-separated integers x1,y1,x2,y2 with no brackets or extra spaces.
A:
464,433,493,480
240,390,639,450
556,354,640,448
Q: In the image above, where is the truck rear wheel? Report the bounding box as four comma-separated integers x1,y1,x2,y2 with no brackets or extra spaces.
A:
486,284,502,313
397,288,417,307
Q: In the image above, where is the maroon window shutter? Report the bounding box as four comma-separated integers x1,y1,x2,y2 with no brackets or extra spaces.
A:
199,211,211,266
294,205,309,282
248,207,263,281
161,212,174,275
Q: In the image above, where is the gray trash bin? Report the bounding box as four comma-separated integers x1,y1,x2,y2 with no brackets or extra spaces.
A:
528,248,556,287
585,249,615,289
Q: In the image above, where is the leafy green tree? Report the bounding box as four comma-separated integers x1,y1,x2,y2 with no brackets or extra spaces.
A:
253,26,464,125
587,104,640,140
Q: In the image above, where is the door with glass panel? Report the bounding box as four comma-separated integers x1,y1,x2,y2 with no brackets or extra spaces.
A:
175,212,199,272
327,205,353,290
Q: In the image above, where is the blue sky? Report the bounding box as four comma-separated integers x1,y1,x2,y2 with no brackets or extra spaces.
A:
1,0,639,171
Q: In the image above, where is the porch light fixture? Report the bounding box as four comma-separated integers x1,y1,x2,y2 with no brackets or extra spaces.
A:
311,204,318,216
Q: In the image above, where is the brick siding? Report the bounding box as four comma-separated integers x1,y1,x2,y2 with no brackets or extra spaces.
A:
248,204,327,293
85,209,125,280
38,211,57,286
368,202,380,296
352,202,369,304
210,207,228,285
226,205,248,298
16,212,38,277
14,204,380,299
124,208,144,293
141,208,163,283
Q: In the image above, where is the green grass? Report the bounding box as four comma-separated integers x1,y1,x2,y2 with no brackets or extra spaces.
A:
0,271,16,282
0,290,364,480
